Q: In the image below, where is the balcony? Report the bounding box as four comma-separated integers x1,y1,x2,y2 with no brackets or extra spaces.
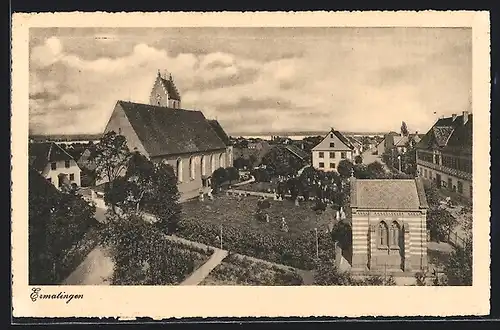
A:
417,159,472,181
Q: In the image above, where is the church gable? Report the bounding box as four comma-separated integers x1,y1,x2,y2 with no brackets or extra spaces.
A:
312,129,353,151
103,102,150,157
149,71,181,108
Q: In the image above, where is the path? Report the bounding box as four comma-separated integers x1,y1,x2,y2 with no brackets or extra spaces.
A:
63,245,114,285
361,148,391,172
180,249,228,285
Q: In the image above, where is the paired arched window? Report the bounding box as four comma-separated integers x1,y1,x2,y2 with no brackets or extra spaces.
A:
378,221,389,247
189,157,196,180
219,153,225,168
176,158,183,183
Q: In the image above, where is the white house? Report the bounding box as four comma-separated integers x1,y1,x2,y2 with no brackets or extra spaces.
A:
311,128,354,172
29,142,82,189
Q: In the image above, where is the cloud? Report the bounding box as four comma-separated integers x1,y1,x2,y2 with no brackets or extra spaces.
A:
29,28,472,135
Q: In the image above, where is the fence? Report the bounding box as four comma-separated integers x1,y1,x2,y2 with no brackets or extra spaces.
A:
446,229,467,249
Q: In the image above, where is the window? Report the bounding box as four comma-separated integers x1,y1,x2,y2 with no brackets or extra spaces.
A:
458,181,463,194
318,152,324,158
329,142,335,148
47,177,52,183
390,221,401,247
219,153,225,168
330,133,333,138
64,160,70,168
51,162,57,170
329,152,335,158
329,163,335,169
319,162,325,168
69,173,74,181
211,155,216,174
176,158,183,182
341,152,346,159
424,169,427,178
189,157,195,180
378,222,389,247
201,155,206,176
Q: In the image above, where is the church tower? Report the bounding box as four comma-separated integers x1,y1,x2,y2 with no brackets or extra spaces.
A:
149,70,182,108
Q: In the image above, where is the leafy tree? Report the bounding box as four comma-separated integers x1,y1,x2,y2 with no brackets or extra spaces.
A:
233,157,250,170
366,161,386,178
424,181,440,208
401,121,409,136
353,164,370,179
212,167,228,191
444,238,472,286
314,259,355,285
261,146,302,177
91,131,131,213
29,169,97,284
101,212,197,285
248,154,258,167
354,155,363,164
251,168,271,183
427,208,458,242
331,220,352,251
337,159,354,178
227,166,240,184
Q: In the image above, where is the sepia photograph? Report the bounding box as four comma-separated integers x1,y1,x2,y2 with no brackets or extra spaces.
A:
12,11,490,318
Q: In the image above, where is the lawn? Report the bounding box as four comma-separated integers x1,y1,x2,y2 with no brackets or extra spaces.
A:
177,194,337,270
200,254,303,285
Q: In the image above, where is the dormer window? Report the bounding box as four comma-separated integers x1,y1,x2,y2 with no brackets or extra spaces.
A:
329,142,335,148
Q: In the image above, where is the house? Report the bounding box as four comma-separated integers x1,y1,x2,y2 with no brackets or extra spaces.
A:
350,177,429,275
415,111,472,200
311,128,354,172
284,144,310,163
29,142,82,189
372,138,386,156
347,136,364,156
102,71,233,202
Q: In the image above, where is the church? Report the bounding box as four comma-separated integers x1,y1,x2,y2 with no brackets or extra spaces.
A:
103,71,233,202
349,177,429,275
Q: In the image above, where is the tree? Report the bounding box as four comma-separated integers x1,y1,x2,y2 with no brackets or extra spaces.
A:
91,131,131,213
212,167,228,191
233,157,250,170
401,121,409,137
29,169,97,284
353,164,370,179
354,155,363,164
227,167,239,184
337,159,354,178
314,259,355,285
444,238,472,286
101,212,195,285
261,146,302,176
330,220,352,251
427,208,458,242
248,154,258,168
424,181,440,208
366,161,386,178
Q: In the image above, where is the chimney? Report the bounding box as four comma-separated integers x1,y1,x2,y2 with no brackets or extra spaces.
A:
462,111,469,125
452,113,457,121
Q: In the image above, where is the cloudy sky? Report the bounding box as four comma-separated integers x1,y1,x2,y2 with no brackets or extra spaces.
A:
29,27,472,135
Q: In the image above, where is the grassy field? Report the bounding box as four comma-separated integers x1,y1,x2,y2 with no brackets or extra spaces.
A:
181,194,335,237
236,181,278,193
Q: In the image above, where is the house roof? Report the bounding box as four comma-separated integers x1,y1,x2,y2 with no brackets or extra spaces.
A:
117,101,227,157
160,76,181,101
393,135,409,147
312,129,354,151
350,178,428,210
208,119,231,146
285,144,309,161
29,142,75,172
29,167,60,198
416,113,472,152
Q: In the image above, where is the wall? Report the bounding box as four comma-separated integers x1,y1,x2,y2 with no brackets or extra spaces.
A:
154,148,229,202
312,150,353,172
351,209,428,274
41,159,81,188
417,164,472,200
149,76,170,107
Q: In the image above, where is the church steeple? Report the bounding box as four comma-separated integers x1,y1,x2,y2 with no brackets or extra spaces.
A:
149,69,182,108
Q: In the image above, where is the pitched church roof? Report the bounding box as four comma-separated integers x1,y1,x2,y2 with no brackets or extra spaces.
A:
207,119,231,146
114,101,227,157
350,178,428,210
29,142,76,172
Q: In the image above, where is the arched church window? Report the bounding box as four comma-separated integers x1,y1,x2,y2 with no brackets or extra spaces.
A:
378,221,389,247
201,155,206,176
211,154,216,174
176,158,183,183
391,221,402,247
189,157,196,180
219,153,225,168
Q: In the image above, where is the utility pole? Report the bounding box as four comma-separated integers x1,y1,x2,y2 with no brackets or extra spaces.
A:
398,155,402,172
220,224,223,250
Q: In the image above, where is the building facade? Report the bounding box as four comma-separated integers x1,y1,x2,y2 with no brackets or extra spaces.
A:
415,111,472,200
350,178,429,275
103,71,233,202
29,142,82,189
311,128,354,172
